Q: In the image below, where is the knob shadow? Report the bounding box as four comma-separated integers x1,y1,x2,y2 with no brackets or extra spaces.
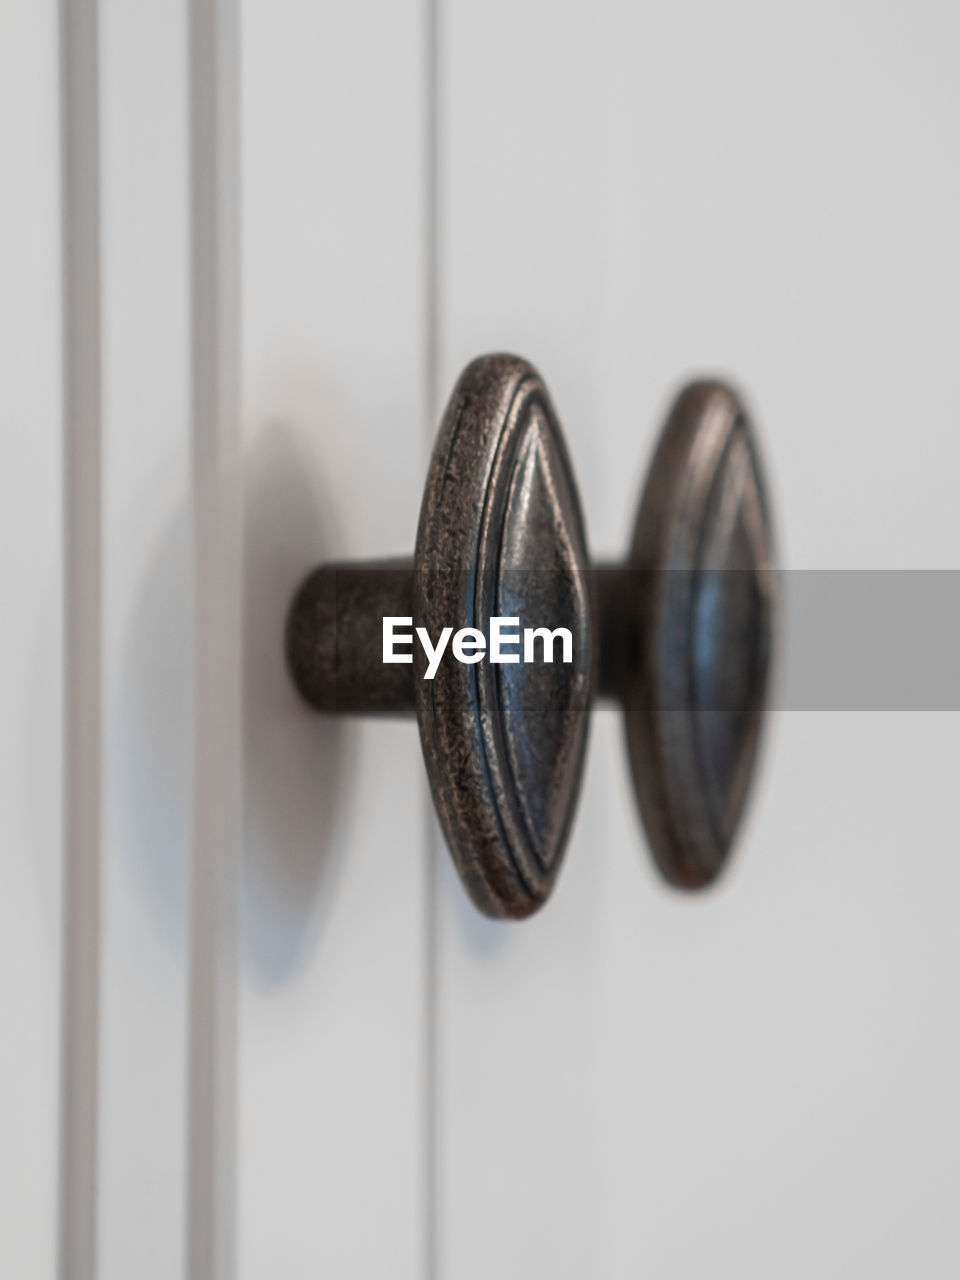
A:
242,421,354,982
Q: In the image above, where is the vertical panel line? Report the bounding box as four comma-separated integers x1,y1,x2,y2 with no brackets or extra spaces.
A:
187,2,241,1278
57,1,103,1277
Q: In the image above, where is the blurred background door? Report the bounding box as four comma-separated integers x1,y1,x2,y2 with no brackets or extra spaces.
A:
4,2,959,1278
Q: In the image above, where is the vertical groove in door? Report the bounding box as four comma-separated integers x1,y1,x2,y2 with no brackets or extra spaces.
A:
96,1,192,1274
187,2,241,1278
57,1,103,1278
422,0,442,1275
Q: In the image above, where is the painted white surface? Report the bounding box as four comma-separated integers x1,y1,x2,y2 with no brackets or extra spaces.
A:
439,1,960,1276
0,3,62,1275
7,3,960,1277
588,4,960,1273
237,2,429,1275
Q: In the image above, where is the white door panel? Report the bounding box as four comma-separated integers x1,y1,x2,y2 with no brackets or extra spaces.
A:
588,5,960,1274
439,1,960,1277
238,2,429,1276
7,3,959,1277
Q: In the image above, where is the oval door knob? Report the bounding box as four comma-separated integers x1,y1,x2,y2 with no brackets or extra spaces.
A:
286,354,775,918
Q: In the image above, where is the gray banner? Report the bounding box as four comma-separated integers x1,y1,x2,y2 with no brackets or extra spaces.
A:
775,571,960,710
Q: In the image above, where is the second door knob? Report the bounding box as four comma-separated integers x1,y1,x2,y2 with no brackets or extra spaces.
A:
287,354,775,919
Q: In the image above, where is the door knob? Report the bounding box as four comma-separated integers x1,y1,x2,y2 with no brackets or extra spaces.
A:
286,354,775,919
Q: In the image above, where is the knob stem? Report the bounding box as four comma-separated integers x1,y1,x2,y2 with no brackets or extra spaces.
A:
593,563,638,702
286,559,416,714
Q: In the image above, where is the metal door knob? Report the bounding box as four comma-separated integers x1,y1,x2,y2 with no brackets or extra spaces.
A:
286,354,775,919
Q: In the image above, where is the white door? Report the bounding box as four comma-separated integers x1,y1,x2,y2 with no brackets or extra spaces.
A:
4,2,959,1278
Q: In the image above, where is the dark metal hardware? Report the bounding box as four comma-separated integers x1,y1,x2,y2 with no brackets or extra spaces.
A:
286,354,775,919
